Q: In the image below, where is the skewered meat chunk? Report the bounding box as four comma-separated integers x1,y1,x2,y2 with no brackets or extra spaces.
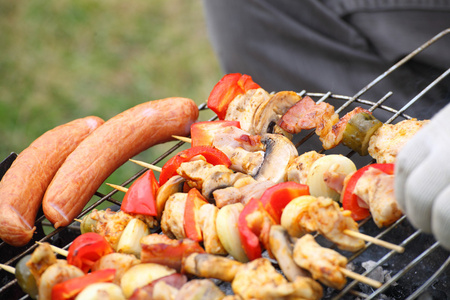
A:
213,179,275,208
92,253,140,285
278,96,337,135
26,242,58,284
368,119,429,163
282,196,365,252
307,197,365,252
212,126,264,176
88,208,134,251
232,258,323,300
198,203,227,255
353,167,403,227
161,193,187,239
177,160,233,190
287,151,325,185
177,160,250,200
293,234,347,290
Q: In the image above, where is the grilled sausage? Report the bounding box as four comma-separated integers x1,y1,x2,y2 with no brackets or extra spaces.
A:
0,116,104,246
43,97,199,228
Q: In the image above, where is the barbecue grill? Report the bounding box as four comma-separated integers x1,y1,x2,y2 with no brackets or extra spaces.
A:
1,29,449,299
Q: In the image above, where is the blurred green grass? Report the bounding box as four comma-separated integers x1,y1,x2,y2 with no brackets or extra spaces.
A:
0,0,221,205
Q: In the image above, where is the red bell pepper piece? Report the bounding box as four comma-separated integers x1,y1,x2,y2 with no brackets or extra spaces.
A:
207,73,261,120
67,232,114,273
159,146,231,185
238,197,276,261
51,268,115,300
121,170,159,216
259,182,310,224
184,188,208,242
190,120,241,147
342,163,395,221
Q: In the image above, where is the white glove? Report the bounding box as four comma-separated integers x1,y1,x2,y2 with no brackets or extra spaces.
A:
395,103,450,251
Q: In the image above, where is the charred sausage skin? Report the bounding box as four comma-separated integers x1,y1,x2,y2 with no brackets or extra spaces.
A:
43,97,199,228
0,116,104,246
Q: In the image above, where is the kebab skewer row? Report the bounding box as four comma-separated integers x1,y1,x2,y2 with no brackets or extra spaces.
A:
171,125,405,232
122,148,404,253
207,73,429,163
109,159,402,255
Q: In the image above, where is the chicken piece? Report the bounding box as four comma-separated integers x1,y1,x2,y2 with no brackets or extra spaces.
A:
319,107,370,150
353,167,403,228
212,126,265,176
38,260,84,300
177,160,233,190
368,119,429,163
306,197,365,252
26,242,58,285
232,258,323,300
161,193,187,239
198,203,227,255
213,179,275,208
293,234,348,290
225,88,271,134
92,253,140,285
174,279,225,300
287,151,325,184
89,208,134,250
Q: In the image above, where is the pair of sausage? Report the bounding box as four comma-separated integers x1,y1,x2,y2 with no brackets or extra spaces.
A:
0,116,104,246
0,97,199,246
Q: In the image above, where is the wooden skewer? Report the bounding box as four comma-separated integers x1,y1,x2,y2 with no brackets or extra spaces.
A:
74,218,83,223
36,242,68,257
129,159,162,173
340,267,382,289
106,183,129,193
343,230,404,253
0,263,15,274
172,135,192,143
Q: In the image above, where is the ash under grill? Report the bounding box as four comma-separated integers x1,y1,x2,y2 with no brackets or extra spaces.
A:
1,29,449,299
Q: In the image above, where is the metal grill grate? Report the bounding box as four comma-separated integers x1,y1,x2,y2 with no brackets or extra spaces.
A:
1,29,449,299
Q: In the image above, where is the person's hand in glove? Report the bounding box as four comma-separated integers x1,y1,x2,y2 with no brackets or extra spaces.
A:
395,103,450,251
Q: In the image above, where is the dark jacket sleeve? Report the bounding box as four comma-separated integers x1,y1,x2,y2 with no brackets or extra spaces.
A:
202,0,450,119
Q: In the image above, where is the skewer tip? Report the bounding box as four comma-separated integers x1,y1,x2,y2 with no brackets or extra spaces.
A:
172,135,192,143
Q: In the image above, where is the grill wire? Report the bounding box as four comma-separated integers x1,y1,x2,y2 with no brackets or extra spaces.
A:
1,29,449,299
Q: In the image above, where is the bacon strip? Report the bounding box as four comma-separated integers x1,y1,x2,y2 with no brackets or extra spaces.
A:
278,96,336,134
278,97,371,150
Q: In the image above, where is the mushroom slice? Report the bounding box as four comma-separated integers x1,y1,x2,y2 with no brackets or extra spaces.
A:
156,175,186,220
253,134,298,183
225,88,271,134
269,225,310,281
253,91,302,138
201,171,250,201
